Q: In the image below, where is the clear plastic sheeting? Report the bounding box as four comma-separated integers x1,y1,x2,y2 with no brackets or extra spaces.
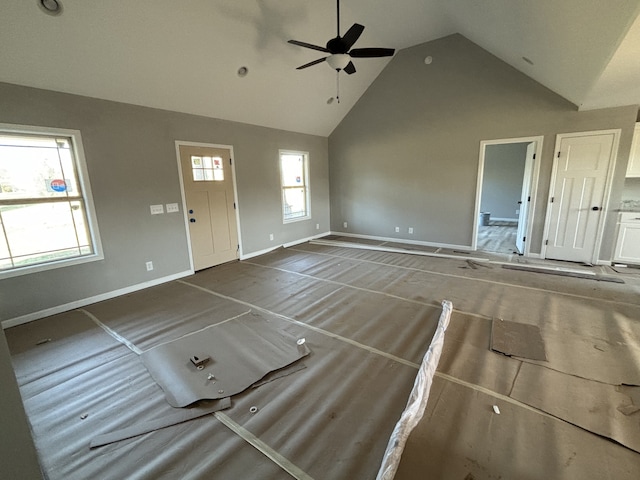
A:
376,300,453,480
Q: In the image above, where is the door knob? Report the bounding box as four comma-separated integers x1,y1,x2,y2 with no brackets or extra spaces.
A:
190,218,196,223
592,206,600,211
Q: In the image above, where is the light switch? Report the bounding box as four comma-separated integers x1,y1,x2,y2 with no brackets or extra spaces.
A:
166,203,179,213
150,204,164,215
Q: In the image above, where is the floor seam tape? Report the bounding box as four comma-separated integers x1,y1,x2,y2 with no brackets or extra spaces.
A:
178,280,556,419
288,247,637,308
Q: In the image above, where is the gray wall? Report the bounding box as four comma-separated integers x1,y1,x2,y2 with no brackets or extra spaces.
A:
328,34,638,256
0,328,42,479
0,82,329,322
622,178,640,202
481,143,528,221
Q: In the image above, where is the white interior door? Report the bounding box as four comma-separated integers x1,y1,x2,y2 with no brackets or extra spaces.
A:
545,132,616,263
515,142,535,254
179,145,238,270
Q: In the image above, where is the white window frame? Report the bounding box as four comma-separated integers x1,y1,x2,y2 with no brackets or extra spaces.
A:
279,150,311,223
0,123,103,279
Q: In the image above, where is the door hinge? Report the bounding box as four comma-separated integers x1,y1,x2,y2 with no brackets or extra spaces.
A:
523,236,526,242
545,239,549,245
527,196,531,202
557,151,561,158
550,197,554,203
533,153,536,159
233,202,236,210
229,158,232,165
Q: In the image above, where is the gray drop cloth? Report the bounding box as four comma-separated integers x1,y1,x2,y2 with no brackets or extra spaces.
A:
510,363,640,454
491,318,547,361
90,397,231,448
395,377,640,480
7,243,640,479
502,264,624,283
141,314,310,407
277,244,640,385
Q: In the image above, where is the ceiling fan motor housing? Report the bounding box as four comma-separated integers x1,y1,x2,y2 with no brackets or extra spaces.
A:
327,37,349,54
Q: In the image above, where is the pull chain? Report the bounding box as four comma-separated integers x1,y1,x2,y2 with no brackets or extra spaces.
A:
336,70,340,104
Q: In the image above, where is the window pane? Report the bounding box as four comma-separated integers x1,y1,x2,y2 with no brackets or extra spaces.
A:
12,248,81,268
283,187,307,219
0,135,58,148
204,169,214,181
213,169,224,181
70,200,91,248
281,155,305,187
57,148,79,194
203,157,213,169
191,156,202,168
1,202,93,269
193,169,204,181
0,144,71,200
0,214,10,263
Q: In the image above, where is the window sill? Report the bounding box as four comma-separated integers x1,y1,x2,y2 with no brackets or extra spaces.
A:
0,252,104,280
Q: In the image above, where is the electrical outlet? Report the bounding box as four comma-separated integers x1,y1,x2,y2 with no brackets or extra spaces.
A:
150,204,164,215
316,223,320,230
166,203,179,213
343,222,348,228
408,227,414,234
145,261,153,271
269,233,274,241
395,226,400,233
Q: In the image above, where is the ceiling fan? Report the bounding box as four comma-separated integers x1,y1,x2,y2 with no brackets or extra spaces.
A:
288,0,395,75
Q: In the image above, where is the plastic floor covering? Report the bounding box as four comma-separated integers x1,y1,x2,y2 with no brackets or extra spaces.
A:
6,242,640,479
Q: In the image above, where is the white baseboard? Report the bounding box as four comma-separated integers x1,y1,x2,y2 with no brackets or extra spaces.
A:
240,245,281,260
283,231,331,248
240,231,331,260
2,270,193,329
329,231,472,251
487,217,519,223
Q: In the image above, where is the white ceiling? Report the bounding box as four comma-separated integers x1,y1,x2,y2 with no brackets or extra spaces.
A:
1,1,639,137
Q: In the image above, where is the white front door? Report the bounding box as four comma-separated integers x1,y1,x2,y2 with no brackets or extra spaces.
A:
544,132,617,263
178,145,239,270
515,142,535,254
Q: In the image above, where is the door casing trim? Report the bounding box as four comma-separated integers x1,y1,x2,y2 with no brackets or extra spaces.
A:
473,135,544,256
174,141,243,273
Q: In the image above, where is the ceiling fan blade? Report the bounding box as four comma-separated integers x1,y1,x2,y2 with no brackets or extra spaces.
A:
343,61,356,75
349,47,395,58
342,23,365,50
288,40,330,53
296,57,328,70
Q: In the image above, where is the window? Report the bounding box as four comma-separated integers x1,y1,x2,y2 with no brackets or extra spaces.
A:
279,150,310,222
191,155,224,182
0,124,102,278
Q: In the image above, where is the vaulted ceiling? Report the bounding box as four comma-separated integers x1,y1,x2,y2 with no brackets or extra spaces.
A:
2,1,639,137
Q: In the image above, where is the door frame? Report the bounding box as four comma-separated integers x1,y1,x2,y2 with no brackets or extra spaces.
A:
473,135,544,256
174,140,243,272
540,129,620,264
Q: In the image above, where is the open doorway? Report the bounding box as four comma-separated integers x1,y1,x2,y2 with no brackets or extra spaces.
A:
473,136,543,256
